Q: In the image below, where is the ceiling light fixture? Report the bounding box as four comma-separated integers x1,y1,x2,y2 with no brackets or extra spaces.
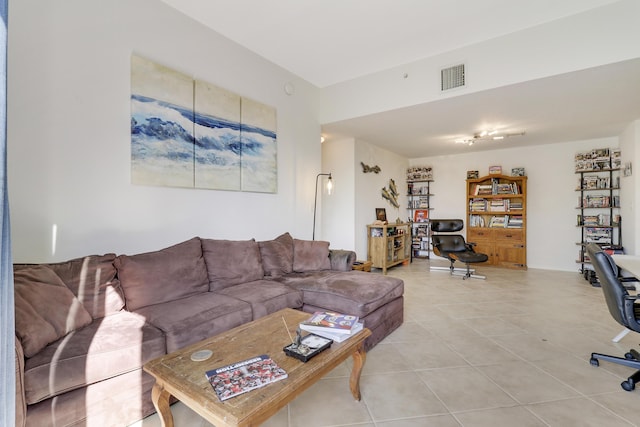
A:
455,130,525,146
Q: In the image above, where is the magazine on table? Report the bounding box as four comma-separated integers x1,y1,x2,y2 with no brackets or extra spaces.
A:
306,321,364,342
205,354,287,401
299,311,359,335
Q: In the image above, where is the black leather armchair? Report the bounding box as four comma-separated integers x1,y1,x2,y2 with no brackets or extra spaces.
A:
587,243,640,391
430,219,488,280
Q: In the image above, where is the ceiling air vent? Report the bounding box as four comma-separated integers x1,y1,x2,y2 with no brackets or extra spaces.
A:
441,64,465,91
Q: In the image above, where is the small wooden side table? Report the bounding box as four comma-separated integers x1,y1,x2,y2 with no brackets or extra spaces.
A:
352,260,372,272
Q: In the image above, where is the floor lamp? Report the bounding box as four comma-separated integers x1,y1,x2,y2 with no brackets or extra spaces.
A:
313,173,333,240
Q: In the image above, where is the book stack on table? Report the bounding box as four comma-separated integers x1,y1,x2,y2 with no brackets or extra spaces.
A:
299,311,364,343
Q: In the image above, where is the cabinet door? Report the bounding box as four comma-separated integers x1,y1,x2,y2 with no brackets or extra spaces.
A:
473,241,494,265
370,237,387,267
493,229,525,268
494,243,526,268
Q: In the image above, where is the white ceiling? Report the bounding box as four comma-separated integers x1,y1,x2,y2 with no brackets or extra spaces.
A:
160,0,640,157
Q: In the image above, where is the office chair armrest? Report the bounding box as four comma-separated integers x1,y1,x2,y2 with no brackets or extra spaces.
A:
465,242,478,251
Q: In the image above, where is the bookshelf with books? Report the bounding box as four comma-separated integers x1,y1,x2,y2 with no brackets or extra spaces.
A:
575,148,622,277
367,222,411,274
466,174,527,269
406,166,433,260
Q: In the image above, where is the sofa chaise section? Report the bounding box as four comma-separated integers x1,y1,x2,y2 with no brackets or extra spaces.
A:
259,233,404,350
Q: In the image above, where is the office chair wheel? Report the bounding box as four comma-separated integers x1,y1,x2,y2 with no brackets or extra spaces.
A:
621,379,635,391
625,352,635,360
590,357,599,367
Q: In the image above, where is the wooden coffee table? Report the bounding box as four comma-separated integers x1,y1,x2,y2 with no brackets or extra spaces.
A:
143,308,371,427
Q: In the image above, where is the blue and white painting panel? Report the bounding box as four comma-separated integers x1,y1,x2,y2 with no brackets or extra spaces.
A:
130,55,195,188
240,98,277,193
194,80,241,191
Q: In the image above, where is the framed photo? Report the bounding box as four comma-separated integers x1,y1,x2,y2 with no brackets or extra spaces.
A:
511,167,525,176
489,165,502,175
413,209,429,223
467,170,479,179
375,208,387,222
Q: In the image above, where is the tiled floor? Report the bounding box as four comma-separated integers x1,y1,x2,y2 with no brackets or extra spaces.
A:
134,259,640,427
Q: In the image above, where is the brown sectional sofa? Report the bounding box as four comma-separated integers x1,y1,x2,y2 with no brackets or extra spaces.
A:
14,233,404,427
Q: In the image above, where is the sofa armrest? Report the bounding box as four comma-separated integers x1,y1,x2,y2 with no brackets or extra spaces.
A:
329,249,356,271
15,336,26,427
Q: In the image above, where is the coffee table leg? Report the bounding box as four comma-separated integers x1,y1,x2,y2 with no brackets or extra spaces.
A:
349,342,367,400
151,382,174,427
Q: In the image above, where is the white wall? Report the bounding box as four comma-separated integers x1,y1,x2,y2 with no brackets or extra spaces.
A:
619,120,640,255
319,0,640,124
352,141,410,259
320,138,356,250
8,0,322,262
412,137,620,271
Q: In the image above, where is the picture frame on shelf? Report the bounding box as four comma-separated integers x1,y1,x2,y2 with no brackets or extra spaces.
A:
511,167,525,177
375,208,387,222
466,170,479,179
489,165,502,175
413,209,429,223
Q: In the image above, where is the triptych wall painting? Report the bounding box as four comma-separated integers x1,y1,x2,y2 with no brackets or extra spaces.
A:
130,54,277,193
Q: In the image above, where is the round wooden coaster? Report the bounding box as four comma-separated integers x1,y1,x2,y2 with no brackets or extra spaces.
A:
190,349,213,362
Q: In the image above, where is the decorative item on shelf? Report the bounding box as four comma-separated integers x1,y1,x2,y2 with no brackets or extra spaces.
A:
511,167,525,177
312,172,333,240
406,166,433,181
467,170,479,179
360,162,381,174
575,147,618,171
624,162,632,177
489,165,502,175
375,208,387,223
413,209,429,223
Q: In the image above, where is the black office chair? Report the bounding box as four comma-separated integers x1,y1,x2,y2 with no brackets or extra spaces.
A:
587,243,640,391
430,219,489,280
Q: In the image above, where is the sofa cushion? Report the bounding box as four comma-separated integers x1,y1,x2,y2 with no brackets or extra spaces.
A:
16,253,125,319
25,368,157,427
115,237,209,311
293,239,331,272
23,311,165,404
283,271,404,318
14,265,93,358
202,238,265,291
258,232,294,277
134,293,253,353
214,280,303,319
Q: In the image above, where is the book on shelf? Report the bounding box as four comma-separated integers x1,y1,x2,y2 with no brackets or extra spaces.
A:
585,227,612,244
469,198,488,212
413,209,429,222
507,216,523,228
300,311,359,335
306,321,365,343
582,195,611,208
489,216,507,228
473,184,493,195
469,214,485,227
205,354,287,401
